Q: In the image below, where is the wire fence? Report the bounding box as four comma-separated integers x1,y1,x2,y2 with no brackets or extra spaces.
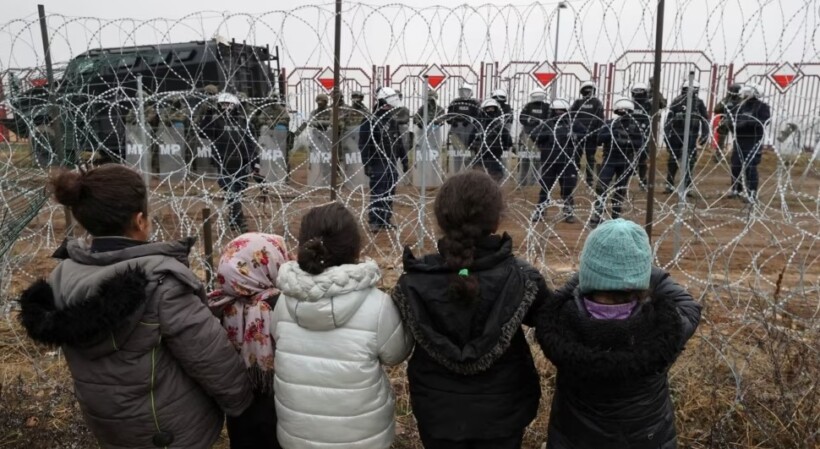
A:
0,1,819,447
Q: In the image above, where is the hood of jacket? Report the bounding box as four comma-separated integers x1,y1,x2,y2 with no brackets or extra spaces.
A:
19,237,199,360
536,268,684,382
394,233,538,375
276,260,381,331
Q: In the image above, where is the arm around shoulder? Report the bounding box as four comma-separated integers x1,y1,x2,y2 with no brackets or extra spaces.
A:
158,277,253,417
375,289,413,366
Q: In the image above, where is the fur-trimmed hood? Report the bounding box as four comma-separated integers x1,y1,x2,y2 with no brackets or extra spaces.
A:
536,267,698,382
19,237,201,359
19,267,149,359
276,260,381,331
393,233,540,375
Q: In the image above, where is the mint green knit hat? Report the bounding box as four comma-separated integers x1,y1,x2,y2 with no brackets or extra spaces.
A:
579,219,652,294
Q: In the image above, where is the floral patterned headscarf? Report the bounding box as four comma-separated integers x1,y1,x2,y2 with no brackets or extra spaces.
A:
208,233,290,393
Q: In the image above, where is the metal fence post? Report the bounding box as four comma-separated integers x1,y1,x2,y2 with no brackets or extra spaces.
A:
674,70,696,256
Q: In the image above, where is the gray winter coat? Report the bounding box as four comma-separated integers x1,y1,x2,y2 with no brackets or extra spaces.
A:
19,238,253,449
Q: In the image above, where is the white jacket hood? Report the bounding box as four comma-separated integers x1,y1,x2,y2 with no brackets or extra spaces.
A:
277,260,381,331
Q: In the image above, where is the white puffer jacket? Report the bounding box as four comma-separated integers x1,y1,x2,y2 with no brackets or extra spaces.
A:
271,260,413,449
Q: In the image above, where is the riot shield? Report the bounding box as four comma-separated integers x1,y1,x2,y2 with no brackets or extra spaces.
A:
156,123,187,182
257,124,290,184
190,135,217,176
413,125,444,188
307,127,333,187
448,123,474,174
340,125,368,189
517,131,541,186
125,123,152,174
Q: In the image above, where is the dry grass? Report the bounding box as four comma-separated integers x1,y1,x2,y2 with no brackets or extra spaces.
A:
2,279,818,449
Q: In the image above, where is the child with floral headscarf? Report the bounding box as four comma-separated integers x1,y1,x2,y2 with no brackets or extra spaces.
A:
209,233,290,449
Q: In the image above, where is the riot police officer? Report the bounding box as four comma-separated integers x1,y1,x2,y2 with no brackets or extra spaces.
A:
491,88,513,129
519,90,551,154
359,87,408,233
570,80,606,188
631,82,652,189
198,92,258,233
445,83,481,170
532,99,577,223
446,83,481,128
468,98,513,181
728,83,771,203
590,98,645,228
413,90,446,128
663,80,709,195
714,83,742,161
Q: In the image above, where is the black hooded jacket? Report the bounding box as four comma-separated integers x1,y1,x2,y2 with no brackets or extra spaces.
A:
392,233,547,440
536,268,701,449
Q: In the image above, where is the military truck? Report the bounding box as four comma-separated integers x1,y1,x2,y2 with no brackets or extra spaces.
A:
1,38,283,166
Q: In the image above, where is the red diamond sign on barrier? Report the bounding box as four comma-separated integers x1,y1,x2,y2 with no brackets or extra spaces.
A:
316,68,335,91
769,63,801,91
423,65,446,89
532,62,558,87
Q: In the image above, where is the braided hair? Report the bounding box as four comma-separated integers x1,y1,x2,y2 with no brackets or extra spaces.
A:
434,171,504,304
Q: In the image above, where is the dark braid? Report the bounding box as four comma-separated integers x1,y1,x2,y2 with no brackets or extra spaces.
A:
434,171,504,304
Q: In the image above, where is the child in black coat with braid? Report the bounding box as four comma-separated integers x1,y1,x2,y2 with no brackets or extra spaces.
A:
392,171,549,449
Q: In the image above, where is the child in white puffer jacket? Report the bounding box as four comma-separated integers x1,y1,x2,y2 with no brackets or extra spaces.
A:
270,203,413,449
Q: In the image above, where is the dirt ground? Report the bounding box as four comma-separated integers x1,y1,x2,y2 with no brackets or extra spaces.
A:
1,148,818,448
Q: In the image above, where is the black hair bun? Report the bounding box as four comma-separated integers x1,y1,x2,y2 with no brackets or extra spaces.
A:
298,237,330,275
51,170,83,208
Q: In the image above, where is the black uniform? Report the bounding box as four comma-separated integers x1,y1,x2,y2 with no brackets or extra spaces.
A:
714,93,741,158
536,268,701,449
519,99,551,136
729,97,771,197
535,113,576,211
631,95,653,186
468,109,513,180
359,105,408,229
570,96,606,187
198,108,258,231
592,114,645,224
446,97,481,126
393,234,546,449
663,94,709,191
496,99,514,129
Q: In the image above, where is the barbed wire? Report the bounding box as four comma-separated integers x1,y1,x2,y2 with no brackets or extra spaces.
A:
0,1,818,446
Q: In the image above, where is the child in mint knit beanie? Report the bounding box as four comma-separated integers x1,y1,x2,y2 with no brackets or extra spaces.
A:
579,218,652,294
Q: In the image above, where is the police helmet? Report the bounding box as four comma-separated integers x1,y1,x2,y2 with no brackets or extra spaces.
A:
315,93,329,103
203,84,219,96
550,98,571,113
580,80,597,96
631,82,649,96
458,83,474,99
529,90,548,101
217,92,240,112
613,98,635,115
728,83,742,95
480,98,501,112
376,86,403,108
491,88,508,102
680,80,701,93
739,83,761,99
351,91,364,100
